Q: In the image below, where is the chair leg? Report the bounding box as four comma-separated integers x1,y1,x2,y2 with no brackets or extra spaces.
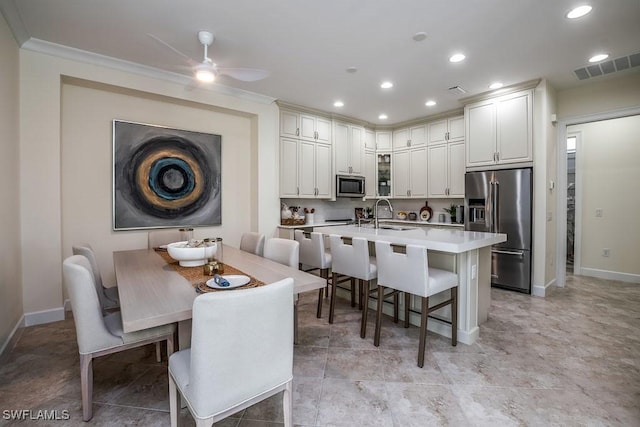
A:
321,268,330,299
169,373,180,427
360,280,369,338
80,353,93,421
155,342,162,362
316,288,323,318
404,292,411,328
374,285,384,347
329,272,338,324
393,292,399,323
451,286,458,346
283,379,293,427
418,297,429,368
350,278,356,307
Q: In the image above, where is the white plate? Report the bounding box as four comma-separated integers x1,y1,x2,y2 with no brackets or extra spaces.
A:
206,275,250,290
420,210,431,221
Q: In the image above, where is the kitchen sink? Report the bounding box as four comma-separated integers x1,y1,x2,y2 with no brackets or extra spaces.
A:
378,225,416,231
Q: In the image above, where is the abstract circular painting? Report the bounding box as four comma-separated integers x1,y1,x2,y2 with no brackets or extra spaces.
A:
113,120,221,230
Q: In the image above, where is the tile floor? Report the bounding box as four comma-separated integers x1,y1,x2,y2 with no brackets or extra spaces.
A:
1,274,639,426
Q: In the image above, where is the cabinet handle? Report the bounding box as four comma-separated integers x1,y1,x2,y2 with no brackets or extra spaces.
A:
315,131,318,140
297,187,299,195
296,128,300,136
445,131,449,141
496,152,500,162
407,139,412,147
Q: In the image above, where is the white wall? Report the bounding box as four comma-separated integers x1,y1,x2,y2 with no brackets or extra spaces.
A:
0,12,23,352
19,48,279,320
569,115,640,280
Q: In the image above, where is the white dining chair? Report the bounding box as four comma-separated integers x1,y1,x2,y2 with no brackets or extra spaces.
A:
240,231,265,256
72,244,119,311
374,240,458,368
294,230,331,318
148,228,183,248
329,235,380,339
63,255,175,421
169,278,294,427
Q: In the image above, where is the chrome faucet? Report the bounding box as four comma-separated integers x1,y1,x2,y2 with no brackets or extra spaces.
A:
374,198,393,229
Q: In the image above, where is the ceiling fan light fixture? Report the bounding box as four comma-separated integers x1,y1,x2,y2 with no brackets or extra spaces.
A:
195,64,215,83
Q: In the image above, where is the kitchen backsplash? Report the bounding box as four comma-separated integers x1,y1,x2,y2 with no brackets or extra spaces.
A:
281,198,464,223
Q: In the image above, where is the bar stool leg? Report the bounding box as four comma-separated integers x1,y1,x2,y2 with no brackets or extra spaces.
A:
374,285,384,347
350,278,356,307
393,292,399,323
404,292,411,328
418,296,429,368
329,272,338,324
316,288,323,318
451,286,458,346
360,280,371,338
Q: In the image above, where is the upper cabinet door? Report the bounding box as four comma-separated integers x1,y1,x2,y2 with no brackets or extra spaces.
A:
350,126,364,175
496,92,532,163
365,129,376,150
280,111,300,138
409,147,427,197
409,124,426,147
300,114,317,141
364,150,377,198
376,131,392,151
279,137,298,197
392,128,409,150
315,143,332,198
392,150,410,197
448,141,466,197
334,122,350,175
448,116,465,141
298,140,317,197
427,144,448,197
466,100,496,167
428,119,448,145
315,117,332,144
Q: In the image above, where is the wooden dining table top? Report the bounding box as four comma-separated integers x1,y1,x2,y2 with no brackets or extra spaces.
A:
113,244,325,334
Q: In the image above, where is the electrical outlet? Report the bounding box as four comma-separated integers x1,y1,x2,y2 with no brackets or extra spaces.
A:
595,209,603,217
602,248,610,257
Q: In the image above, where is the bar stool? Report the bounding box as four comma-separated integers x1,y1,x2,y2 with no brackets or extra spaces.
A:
294,230,331,318
328,235,377,338
374,240,458,368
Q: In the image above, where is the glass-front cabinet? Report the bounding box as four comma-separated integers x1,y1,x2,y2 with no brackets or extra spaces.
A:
377,153,391,197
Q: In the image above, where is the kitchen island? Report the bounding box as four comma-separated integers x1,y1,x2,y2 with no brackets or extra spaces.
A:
313,224,506,344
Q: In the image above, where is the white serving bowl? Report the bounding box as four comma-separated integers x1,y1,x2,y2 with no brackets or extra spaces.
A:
167,241,217,267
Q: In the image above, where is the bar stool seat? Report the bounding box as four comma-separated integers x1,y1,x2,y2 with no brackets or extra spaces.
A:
374,240,458,368
328,235,378,338
295,230,331,318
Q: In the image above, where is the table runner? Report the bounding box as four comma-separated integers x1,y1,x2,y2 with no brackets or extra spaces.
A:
155,249,265,293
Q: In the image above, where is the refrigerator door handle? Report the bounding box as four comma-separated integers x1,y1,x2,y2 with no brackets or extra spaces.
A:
494,181,500,233
491,249,525,257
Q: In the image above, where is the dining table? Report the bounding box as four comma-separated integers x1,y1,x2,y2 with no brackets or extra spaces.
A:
113,244,326,348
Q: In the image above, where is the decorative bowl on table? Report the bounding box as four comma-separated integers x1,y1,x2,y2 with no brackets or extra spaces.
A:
167,241,217,267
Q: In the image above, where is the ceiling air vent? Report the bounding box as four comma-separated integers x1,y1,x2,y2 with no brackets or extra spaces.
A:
448,85,466,95
574,52,640,80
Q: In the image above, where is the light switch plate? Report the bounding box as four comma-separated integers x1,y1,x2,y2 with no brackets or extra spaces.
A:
595,209,603,217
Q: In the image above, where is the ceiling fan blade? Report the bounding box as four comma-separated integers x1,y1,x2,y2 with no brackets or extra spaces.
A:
147,33,197,66
217,67,270,82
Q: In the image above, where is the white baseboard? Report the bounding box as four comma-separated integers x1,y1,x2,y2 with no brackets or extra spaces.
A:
23,306,65,327
580,268,640,284
0,315,25,361
532,277,557,297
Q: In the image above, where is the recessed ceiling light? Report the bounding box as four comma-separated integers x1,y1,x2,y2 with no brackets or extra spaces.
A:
378,114,388,120
449,53,466,63
489,82,504,89
412,32,427,42
346,66,358,73
566,5,592,19
425,100,436,107
333,101,344,107
380,81,393,89
589,53,609,62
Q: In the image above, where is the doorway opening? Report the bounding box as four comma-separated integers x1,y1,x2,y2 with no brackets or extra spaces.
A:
566,135,576,272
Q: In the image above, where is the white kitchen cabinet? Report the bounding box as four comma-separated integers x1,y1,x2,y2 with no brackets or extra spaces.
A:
465,90,533,167
365,129,376,150
335,121,364,175
392,124,426,150
280,137,331,199
279,137,299,197
392,147,427,198
364,150,376,198
280,110,331,143
428,140,465,198
376,131,392,151
428,115,464,145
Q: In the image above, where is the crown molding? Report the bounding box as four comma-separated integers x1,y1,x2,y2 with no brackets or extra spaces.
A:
459,79,541,105
0,0,29,45
20,38,277,105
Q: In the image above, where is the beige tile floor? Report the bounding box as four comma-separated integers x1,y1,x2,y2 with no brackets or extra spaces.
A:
1,273,639,426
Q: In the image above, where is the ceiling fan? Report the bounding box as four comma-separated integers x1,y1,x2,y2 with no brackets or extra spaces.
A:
150,31,269,83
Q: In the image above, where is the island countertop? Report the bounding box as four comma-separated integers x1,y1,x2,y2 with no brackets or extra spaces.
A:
314,224,506,253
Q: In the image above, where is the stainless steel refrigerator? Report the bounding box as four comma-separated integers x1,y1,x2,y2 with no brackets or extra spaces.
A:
465,168,532,293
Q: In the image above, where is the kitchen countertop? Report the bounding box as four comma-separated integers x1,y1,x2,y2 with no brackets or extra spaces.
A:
381,219,464,228
315,224,506,253
277,221,351,229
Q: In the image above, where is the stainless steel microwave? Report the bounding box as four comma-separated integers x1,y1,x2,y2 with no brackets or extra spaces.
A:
336,175,365,197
